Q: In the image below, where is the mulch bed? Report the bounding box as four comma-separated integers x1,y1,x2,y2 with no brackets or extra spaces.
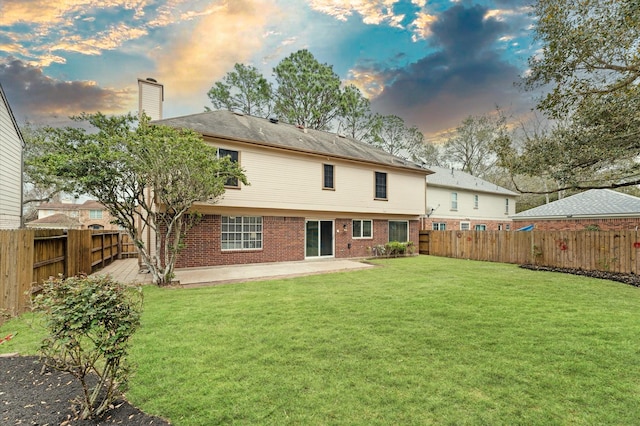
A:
0,355,170,425
520,264,640,287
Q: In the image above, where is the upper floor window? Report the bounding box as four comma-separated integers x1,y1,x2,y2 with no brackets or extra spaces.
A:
323,164,334,190
89,210,103,220
505,198,510,214
451,192,458,210
218,148,240,187
474,194,479,209
352,219,373,239
375,172,387,200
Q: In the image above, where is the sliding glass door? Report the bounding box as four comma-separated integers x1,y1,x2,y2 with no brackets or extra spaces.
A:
305,220,334,257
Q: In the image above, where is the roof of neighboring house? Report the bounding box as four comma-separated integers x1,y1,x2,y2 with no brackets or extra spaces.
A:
26,213,80,228
37,200,106,210
155,110,431,174
425,165,518,196
512,189,640,220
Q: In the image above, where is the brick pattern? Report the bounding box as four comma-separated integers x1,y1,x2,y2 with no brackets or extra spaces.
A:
175,214,420,267
422,218,512,231
516,218,640,231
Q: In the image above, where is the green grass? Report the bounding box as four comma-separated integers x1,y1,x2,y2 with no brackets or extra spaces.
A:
3,256,640,424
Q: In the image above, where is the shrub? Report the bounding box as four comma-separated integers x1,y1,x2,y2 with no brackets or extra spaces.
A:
32,274,143,419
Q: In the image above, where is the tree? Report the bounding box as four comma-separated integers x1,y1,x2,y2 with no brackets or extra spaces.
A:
503,0,640,193
367,114,430,162
206,63,272,117
442,113,505,177
337,84,374,140
35,113,247,285
273,49,342,130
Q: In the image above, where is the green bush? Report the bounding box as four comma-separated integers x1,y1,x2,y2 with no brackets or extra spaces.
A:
32,274,143,419
370,241,415,258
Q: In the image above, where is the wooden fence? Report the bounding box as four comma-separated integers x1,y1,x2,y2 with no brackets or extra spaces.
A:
421,230,640,274
1,229,137,320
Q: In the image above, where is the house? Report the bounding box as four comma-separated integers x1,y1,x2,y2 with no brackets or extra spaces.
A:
511,189,640,231
0,83,24,229
155,110,432,268
422,165,518,231
26,200,118,230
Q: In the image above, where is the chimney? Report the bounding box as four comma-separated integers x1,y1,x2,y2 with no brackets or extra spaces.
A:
138,77,164,121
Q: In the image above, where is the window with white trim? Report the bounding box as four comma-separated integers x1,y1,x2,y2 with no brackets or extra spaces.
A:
432,222,446,230
218,148,240,187
451,192,458,210
460,222,470,230
475,224,486,231
505,198,510,214
352,219,373,238
389,220,409,242
221,216,262,250
89,210,103,219
474,194,479,209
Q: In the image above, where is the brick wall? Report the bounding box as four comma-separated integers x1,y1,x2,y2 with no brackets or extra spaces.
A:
516,218,640,231
422,218,512,231
175,214,421,267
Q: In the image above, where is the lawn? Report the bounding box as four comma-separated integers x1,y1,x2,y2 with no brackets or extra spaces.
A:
2,256,640,424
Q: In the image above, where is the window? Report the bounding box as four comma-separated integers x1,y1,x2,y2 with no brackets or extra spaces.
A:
474,194,479,209
475,224,486,231
506,224,511,231
498,224,503,231
460,222,470,230
89,210,103,219
221,216,262,250
451,192,458,210
389,221,408,242
323,164,334,190
505,198,510,214
375,172,387,199
432,222,446,230
352,219,373,238
88,224,104,230
218,148,240,187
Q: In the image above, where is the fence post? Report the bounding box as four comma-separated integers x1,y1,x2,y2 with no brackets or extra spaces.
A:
66,230,92,276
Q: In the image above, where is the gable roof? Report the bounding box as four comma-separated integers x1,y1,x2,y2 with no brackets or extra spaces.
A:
37,200,106,211
512,189,640,220
425,165,518,196
155,110,430,174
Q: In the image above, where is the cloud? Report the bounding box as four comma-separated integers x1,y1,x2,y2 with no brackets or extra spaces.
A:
0,57,133,123
154,0,278,97
368,4,532,138
307,0,405,27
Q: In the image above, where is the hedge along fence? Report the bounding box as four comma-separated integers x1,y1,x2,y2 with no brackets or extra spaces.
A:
1,229,133,321
424,230,640,274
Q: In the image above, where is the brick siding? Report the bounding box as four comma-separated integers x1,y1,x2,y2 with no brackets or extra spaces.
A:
422,218,512,231
175,214,420,268
515,218,640,231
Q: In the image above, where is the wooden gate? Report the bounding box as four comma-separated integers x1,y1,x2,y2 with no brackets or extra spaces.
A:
419,231,430,255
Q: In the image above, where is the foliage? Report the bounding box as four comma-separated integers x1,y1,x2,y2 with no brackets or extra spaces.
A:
337,84,374,140
370,241,414,257
444,113,506,177
368,114,430,162
206,63,272,117
273,49,342,130
31,274,143,419
32,113,247,285
500,0,640,193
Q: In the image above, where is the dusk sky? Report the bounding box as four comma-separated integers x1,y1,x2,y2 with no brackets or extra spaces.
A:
0,0,538,141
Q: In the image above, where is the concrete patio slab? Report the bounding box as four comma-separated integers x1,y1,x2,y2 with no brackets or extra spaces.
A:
94,258,375,287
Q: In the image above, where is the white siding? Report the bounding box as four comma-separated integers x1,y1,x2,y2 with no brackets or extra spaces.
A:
427,185,516,220
0,88,22,229
138,79,163,121
201,139,427,217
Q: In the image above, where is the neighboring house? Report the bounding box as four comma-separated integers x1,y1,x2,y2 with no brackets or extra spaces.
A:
423,165,518,231
511,189,640,231
155,110,432,268
26,200,118,230
0,83,23,229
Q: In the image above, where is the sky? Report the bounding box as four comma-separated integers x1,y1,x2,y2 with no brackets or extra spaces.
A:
0,0,538,141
